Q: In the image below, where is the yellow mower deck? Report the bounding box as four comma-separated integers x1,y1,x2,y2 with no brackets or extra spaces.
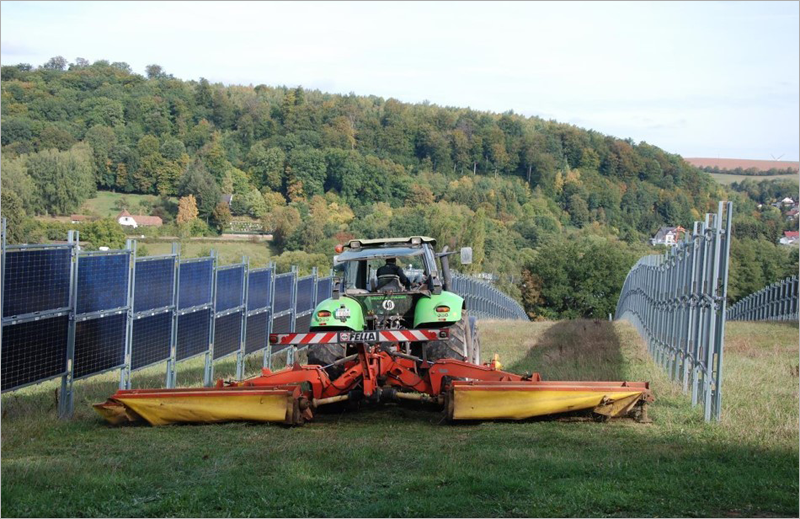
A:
94,346,652,426
447,380,652,421
94,386,307,426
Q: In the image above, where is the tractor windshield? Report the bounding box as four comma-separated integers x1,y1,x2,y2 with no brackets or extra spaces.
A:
334,247,432,292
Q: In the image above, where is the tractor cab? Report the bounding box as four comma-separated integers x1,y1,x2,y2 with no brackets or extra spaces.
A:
311,237,470,332
335,242,438,295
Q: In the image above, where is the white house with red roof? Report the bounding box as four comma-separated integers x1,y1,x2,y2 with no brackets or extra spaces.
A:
117,209,163,229
651,226,686,247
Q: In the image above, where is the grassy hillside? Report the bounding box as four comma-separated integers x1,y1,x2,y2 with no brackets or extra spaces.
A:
79,191,165,218
2,320,796,517
142,239,273,267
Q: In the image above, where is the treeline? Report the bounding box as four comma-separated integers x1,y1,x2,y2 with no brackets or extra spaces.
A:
699,165,799,177
0,57,794,318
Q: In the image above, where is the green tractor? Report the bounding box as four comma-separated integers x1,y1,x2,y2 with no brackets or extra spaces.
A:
307,237,480,375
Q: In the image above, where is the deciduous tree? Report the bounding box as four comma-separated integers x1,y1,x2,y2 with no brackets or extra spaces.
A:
177,195,199,224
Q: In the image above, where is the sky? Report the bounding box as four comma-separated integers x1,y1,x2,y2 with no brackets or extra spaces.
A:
2,1,798,161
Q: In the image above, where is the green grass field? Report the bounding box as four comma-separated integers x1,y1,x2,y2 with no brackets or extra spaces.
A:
142,240,274,267
708,172,799,185
2,320,797,517
79,191,168,218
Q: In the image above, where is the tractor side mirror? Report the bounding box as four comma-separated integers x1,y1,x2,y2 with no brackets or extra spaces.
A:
460,247,473,265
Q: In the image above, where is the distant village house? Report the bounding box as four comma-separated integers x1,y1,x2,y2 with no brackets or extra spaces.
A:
779,231,799,246
117,210,163,229
651,226,686,247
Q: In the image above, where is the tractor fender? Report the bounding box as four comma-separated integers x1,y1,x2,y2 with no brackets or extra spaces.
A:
310,296,365,331
413,291,464,328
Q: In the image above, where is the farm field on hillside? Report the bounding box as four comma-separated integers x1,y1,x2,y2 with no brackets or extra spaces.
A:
708,172,799,185
79,191,172,218
141,240,274,267
685,157,799,171
1,320,797,517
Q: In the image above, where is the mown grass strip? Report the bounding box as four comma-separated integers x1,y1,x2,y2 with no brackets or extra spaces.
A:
2,320,797,517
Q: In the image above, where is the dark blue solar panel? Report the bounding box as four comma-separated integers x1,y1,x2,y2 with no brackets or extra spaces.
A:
296,277,315,313
74,314,126,379
134,259,175,313
273,273,295,313
245,312,269,354
270,314,294,353
272,313,293,334
216,266,244,312
213,312,241,359
77,254,129,315
247,269,272,311
177,309,211,360
1,315,69,391
179,260,213,309
131,313,172,370
295,313,311,333
315,278,332,305
3,248,71,317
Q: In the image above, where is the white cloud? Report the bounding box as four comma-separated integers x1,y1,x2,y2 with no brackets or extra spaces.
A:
1,1,798,160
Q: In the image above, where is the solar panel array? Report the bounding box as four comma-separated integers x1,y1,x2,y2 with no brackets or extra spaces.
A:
2,229,528,412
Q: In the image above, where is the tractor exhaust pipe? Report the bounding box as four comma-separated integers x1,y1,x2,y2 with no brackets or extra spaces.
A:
439,245,452,291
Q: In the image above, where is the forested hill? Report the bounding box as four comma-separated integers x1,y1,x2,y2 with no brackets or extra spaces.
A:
9,58,792,319
2,59,720,224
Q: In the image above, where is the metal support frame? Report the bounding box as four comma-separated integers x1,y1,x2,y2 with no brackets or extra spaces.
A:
728,275,799,322
235,256,249,380
287,265,299,365
203,250,218,387
166,243,181,388
615,201,733,421
266,261,276,370
59,230,79,419
120,239,136,390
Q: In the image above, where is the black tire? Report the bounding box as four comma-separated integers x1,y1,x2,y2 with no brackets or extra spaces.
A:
424,311,472,362
306,343,346,379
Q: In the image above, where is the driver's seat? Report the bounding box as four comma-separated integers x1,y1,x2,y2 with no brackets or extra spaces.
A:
374,275,403,293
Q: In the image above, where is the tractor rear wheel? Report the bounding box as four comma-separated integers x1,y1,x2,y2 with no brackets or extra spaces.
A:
306,343,346,379
424,311,475,362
